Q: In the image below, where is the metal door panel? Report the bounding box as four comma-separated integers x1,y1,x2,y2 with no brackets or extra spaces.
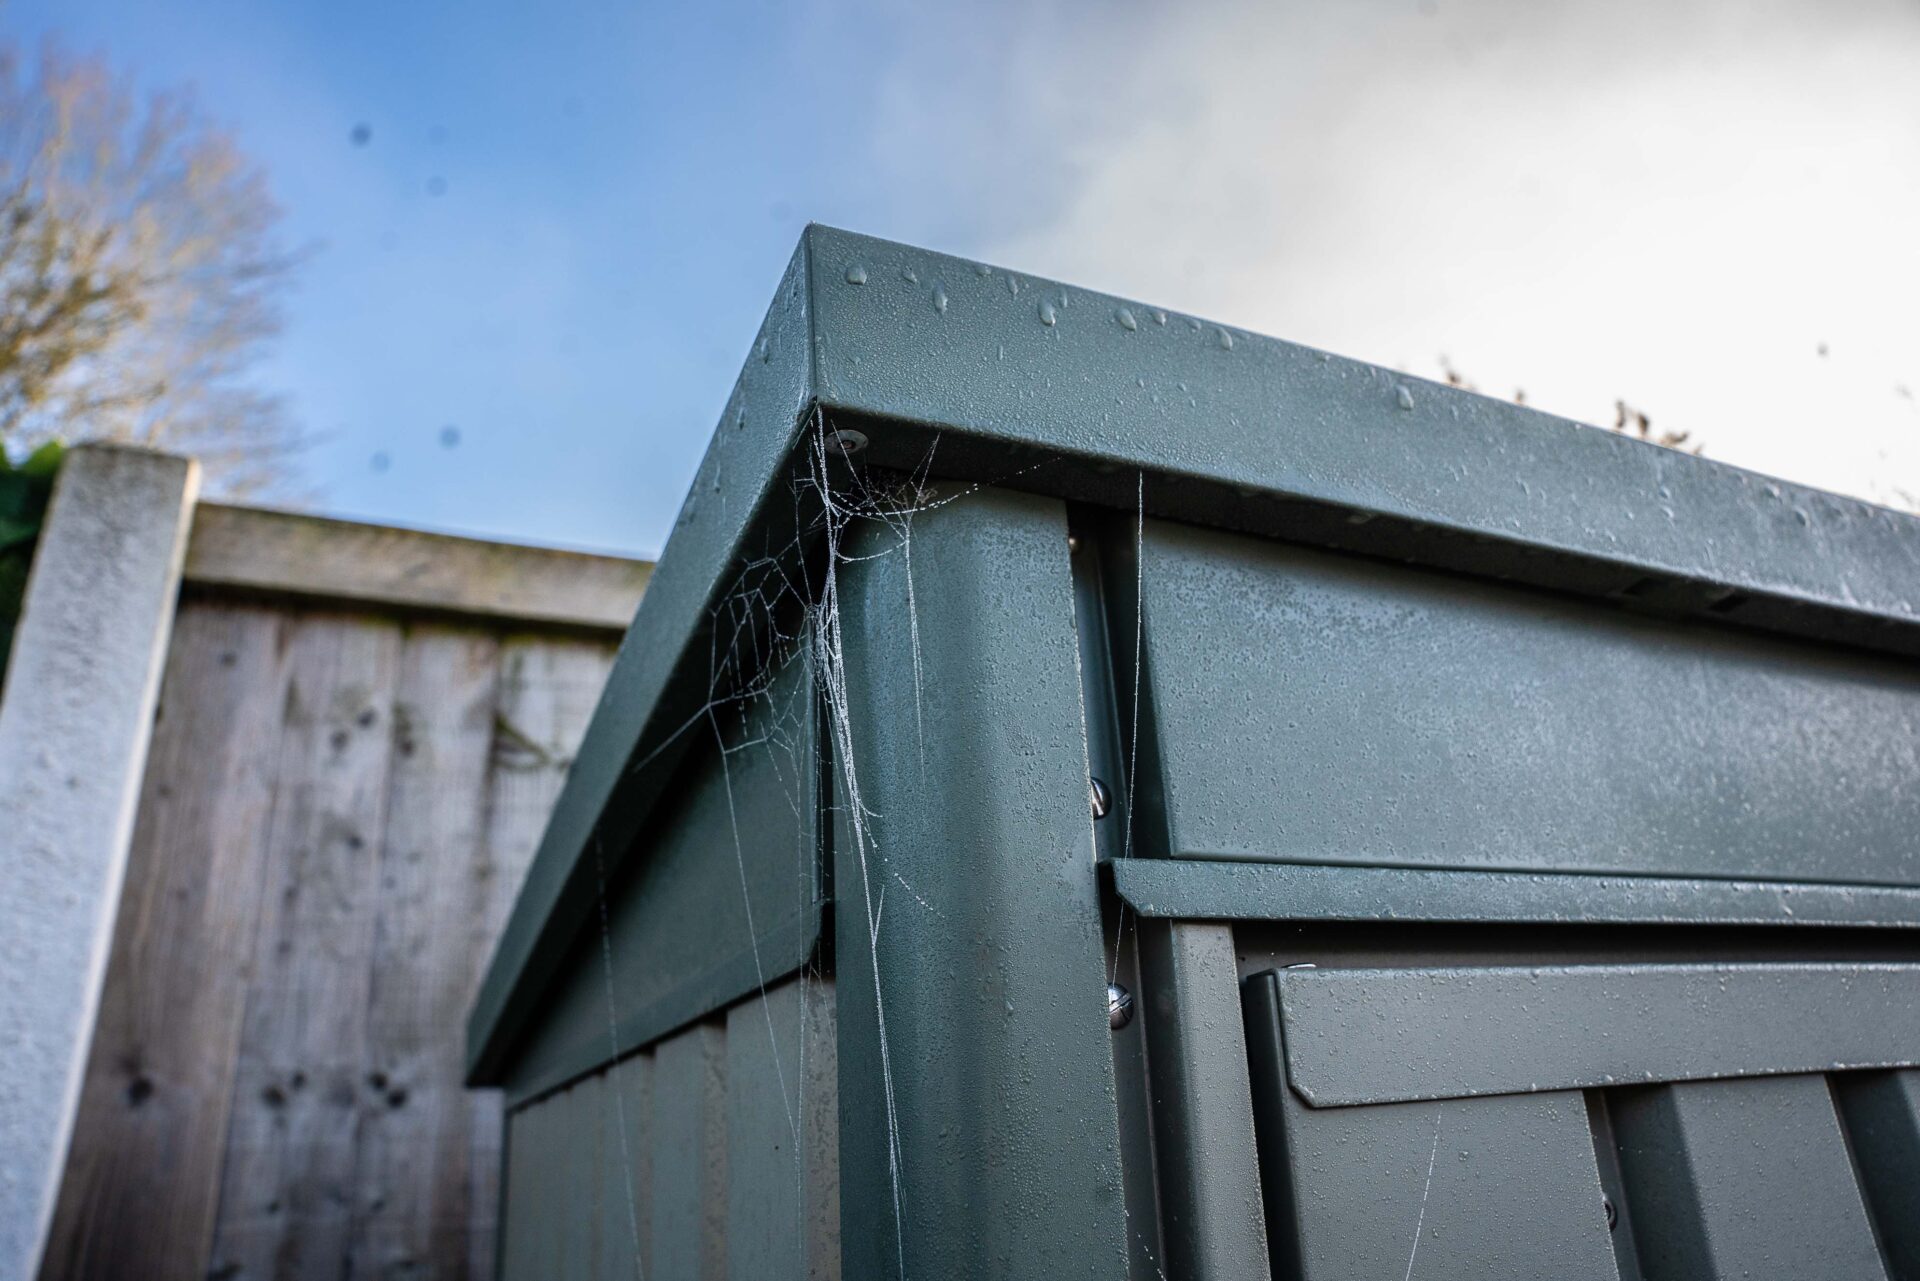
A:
1274,962,1920,1107
1244,973,1621,1281
1612,1075,1887,1281
1833,1070,1920,1278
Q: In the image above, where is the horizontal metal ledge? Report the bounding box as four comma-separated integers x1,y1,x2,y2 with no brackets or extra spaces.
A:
1263,961,1920,1108
499,905,821,1108
1109,857,1920,929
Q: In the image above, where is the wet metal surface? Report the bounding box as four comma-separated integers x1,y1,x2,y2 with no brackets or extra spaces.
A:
1268,962,1920,1108
1108,858,1920,930
1132,522,1920,887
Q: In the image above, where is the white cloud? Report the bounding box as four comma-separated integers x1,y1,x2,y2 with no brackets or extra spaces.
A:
867,0,1920,508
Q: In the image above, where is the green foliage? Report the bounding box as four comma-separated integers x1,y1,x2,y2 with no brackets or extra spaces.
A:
0,438,64,675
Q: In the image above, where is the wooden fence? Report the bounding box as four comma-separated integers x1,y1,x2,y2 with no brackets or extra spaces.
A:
35,494,648,1280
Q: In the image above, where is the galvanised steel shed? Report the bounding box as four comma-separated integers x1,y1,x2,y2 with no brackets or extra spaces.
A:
469,226,1920,1281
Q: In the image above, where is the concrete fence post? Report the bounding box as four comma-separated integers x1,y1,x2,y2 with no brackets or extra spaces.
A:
0,445,199,1281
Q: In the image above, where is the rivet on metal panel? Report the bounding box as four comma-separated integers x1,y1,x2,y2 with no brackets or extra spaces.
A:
1089,777,1112,819
1107,983,1134,1030
825,428,868,456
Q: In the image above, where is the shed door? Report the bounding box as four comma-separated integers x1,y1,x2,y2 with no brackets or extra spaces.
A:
1241,958,1920,1281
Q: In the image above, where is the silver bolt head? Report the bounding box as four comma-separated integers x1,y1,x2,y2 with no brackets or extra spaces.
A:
1107,983,1134,1030
1090,777,1113,819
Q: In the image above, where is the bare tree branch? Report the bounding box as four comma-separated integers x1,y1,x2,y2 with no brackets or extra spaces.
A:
0,43,304,496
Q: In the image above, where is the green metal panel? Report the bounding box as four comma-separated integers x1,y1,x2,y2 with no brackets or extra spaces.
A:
1131,520,1920,884
652,1022,729,1281
723,979,838,1280
497,649,822,1103
502,1077,603,1281
806,230,1920,654
1134,921,1270,1280
1244,973,1620,1281
1611,1075,1886,1281
498,1095,542,1279
1273,962,1920,1106
831,486,1127,1280
595,1051,652,1281
1833,1070,1920,1276
498,976,835,1280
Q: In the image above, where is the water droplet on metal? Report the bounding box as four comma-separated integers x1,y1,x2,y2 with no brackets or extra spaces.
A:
845,265,868,285
1216,327,1234,350
1152,310,1168,326
1039,301,1058,327
932,285,949,314
975,262,993,277
1115,307,1138,331
1090,777,1112,818
902,268,919,283
1396,385,1415,411
1107,983,1134,1030
1007,275,1022,296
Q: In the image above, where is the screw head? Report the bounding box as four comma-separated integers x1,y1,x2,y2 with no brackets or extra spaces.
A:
1089,777,1112,819
1107,983,1134,1030
825,428,869,457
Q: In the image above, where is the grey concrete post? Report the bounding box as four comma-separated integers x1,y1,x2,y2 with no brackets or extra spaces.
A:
0,445,199,1280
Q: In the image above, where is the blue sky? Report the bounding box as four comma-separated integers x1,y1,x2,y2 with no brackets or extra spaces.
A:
7,0,1918,556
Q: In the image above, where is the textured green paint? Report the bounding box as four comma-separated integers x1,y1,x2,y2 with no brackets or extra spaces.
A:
1272,962,1920,1107
1832,1070,1920,1276
1108,858,1920,930
1245,973,1620,1281
1133,520,1920,886
1612,1076,1886,1281
1135,921,1270,1280
497,649,822,1103
808,228,1920,651
723,980,838,1280
652,1024,729,1280
831,487,1127,1280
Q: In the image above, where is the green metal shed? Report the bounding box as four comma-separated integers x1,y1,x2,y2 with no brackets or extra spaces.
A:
469,226,1920,1281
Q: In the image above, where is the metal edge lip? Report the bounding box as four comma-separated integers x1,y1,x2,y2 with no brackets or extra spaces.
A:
1109,857,1920,929
1268,960,1920,1107
806,225,1920,632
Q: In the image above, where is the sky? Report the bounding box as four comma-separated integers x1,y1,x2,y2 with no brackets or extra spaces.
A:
6,0,1918,557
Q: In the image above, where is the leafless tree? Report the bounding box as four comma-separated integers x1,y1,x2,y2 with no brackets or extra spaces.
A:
0,44,302,495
